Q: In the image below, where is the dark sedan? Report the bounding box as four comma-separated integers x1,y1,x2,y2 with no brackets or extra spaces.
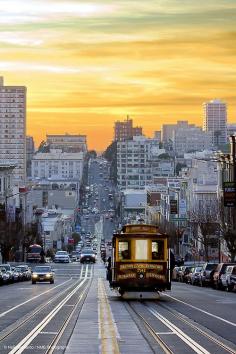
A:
80,249,96,263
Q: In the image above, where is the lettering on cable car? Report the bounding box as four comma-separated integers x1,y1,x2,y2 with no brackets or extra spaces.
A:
146,273,165,280
120,263,163,271
117,273,136,280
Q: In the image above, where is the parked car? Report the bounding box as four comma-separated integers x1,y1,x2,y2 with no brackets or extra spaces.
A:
0,267,10,284
54,251,70,263
32,265,55,284
11,267,21,282
0,264,14,283
199,263,218,287
178,266,192,283
221,265,236,291
213,263,236,289
16,265,31,280
189,266,203,285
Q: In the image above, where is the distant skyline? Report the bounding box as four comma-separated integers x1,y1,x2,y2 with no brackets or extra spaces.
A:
0,0,236,150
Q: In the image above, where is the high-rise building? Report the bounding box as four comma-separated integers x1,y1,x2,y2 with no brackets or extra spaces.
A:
0,77,26,184
203,99,227,146
114,117,142,141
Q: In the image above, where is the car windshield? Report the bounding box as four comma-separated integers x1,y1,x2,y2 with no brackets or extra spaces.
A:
195,267,202,272
206,264,217,270
1,264,10,270
34,267,51,272
0,266,6,271
83,250,94,254
56,251,67,255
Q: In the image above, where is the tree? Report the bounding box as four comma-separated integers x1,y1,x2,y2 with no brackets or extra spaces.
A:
190,199,219,261
219,197,236,261
71,232,81,245
38,140,50,152
87,150,97,159
103,141,117,182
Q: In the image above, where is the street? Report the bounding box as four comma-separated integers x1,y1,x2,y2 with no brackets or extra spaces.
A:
0,158,235,354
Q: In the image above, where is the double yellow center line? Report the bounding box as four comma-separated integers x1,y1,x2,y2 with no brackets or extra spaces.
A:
98,278,120,354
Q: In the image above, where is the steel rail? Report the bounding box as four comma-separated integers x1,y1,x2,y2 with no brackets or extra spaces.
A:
0,277,84,344
126,302,174,354
8,277,89,354
148,302,236,354
45,277,92,354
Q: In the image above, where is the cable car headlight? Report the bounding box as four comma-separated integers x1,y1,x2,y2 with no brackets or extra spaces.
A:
139,273,144,279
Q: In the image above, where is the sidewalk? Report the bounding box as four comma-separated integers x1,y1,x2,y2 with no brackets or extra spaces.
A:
65,264,153,354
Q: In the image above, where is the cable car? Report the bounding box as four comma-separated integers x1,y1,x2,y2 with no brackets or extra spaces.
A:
107,224,172,299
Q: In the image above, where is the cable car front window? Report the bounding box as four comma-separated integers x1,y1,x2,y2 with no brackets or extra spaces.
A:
135,240,148,260
152,240,164,260
118,241,130,260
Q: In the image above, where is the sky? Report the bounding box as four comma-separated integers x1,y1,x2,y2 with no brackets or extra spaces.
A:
0,0,236,150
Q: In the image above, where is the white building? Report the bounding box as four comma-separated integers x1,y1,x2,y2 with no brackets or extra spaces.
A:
0,77,26,184
31,150,84,182
41,210,73,250
173,126,212,156
120,189,147,223
117,136,159,189
203,99,227,146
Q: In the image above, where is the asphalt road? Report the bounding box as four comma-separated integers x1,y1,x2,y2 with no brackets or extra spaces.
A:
0,263,92,354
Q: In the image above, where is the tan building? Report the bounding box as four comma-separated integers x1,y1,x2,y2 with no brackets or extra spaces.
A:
0,77,26,184
46,134,87,153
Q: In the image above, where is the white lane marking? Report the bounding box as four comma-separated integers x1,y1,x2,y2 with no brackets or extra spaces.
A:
0,278,72,318
40,331,58,335
9,277,88,354
84,264,88,278
164,294,236,327
156,332,174,335
148,307,210,354
79,264,84,279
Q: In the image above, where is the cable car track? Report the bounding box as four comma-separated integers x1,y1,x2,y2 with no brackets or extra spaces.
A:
0,266,93,354
126,301,236,354
146,302,236,354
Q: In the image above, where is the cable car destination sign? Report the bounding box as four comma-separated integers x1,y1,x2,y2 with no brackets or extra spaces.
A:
223,181,236,207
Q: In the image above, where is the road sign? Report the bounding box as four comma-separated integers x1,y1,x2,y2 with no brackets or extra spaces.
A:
170,200,178,214
223,181,236,207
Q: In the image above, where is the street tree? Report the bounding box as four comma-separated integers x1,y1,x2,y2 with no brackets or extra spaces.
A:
218,197,236,261
190,199,219,261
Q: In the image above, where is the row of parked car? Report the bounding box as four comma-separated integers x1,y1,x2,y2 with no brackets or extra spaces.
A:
0,264,31,285
173,262,236,291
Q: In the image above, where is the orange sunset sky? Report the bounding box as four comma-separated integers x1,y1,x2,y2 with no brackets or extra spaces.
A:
0,0,236,150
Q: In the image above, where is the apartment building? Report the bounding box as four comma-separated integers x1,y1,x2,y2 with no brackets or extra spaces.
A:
117,136,156,189
31,151,84,182
203,99,227,146
173,125,212,156
114,117,142,141
0,77,26,184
